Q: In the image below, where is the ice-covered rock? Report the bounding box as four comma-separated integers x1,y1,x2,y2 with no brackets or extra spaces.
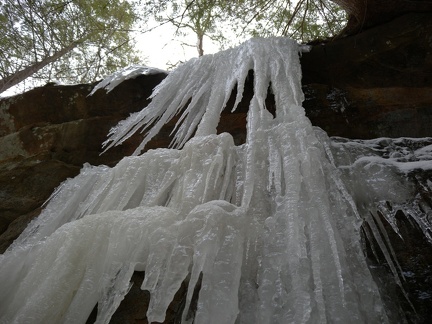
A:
89,65,166,96
0,38,404,323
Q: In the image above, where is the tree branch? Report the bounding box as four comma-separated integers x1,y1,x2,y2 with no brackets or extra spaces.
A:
0,39,84,94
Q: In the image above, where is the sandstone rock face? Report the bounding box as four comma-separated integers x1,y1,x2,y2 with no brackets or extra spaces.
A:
0,72,167,252
301,12,432,139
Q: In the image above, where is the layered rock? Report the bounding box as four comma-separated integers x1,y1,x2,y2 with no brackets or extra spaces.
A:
301,12,432,139
0,73,167,252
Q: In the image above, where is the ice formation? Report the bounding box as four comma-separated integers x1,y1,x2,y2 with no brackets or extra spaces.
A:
0,38,401,323
88,65,166,96
327,135,432,285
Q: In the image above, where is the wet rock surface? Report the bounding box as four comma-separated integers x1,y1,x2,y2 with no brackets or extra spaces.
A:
329,136,432,323
301,12,432,139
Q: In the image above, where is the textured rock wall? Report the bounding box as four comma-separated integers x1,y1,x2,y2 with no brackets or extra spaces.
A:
0,73,167,252
301,12,432,139
0,11,431,323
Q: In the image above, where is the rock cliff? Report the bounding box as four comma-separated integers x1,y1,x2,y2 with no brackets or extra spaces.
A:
302,12,432,139
0,73,167,252
0,11,431,323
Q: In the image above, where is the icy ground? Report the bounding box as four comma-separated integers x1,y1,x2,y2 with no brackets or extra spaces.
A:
1,37,431,324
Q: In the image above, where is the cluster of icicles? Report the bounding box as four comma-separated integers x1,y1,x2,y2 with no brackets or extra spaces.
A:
1,38,396,323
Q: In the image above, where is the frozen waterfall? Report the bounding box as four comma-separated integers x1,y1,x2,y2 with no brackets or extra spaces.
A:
0,38,394,323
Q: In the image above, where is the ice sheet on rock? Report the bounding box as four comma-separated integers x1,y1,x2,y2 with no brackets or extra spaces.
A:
88,65,166,96
0,134,240,323
102,37,303,155
325,134,432,285
330,136,432,168
0,207,175,323
328,136,432,224
1,38,390,324
243,115,386,324
5,134,237,253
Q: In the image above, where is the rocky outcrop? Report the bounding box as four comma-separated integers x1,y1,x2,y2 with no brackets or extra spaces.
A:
301,12,432,139
332,0,432,34
0,72,167,252
0,11,431,323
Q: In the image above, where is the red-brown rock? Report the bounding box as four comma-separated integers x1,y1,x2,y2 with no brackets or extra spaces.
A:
0,72,167,252
301,12,432,139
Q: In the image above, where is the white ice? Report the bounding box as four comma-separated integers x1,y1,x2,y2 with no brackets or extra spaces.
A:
88,65,166,96
0,38,396,323
327,135,432,247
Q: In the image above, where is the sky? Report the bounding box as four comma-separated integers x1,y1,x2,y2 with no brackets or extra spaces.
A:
133,19,223,70
0,20,223,98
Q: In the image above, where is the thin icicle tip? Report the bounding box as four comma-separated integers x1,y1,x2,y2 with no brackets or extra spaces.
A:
88,65,167,96
102,38,303,155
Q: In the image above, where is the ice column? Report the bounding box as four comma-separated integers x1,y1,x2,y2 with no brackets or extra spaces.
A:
0,38,388,324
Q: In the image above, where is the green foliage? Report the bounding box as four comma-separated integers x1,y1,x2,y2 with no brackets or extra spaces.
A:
141,0,346,57
220,0,346,43
141,0,230,56
0,0,143,92
1,0,347,93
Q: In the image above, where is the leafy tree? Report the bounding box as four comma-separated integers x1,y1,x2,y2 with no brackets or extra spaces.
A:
169,0,225,56
0,0,143,94
141,0,228,57
142,0,346,58
224,0,346,42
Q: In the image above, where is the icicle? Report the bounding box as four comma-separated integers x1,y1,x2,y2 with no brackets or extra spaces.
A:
369,211,405,283
88,65,166,96
0,38,390,324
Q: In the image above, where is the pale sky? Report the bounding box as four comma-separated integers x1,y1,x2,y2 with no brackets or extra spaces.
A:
134,20,222,70
0,22,222,97
0,17,232,97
